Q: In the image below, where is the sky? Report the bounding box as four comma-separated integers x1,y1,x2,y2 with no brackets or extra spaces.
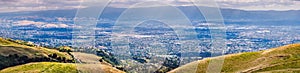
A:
0,0,300,13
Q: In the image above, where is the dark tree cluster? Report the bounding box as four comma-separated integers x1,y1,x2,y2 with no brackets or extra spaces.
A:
132,56,148,63
48,53,74,63
155,57,181,73
0,54,56,70
96,50,120,66
57,46,73,52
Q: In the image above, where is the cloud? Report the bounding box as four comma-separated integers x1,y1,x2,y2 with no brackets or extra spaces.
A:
108,0,300,11
108,0,193,8
0,0,300,12
0,0,83,13
215,0,300,11
42,23,69,28
13,20,44,26
13,20,70,28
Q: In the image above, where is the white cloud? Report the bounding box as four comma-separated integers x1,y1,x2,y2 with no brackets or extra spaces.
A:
108,0,193,8
0,0,83,13
107,0,300,11
0,0,300,12
42,24,59,28
42,23,69,28
57,24,69,28
215,0,300,11
13,20,44,26
13,20,70,28
216,0,261,3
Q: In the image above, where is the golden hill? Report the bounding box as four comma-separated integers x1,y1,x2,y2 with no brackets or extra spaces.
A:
0,37,73,69
0,62,124,73
169,44,300,73
0,38,125,73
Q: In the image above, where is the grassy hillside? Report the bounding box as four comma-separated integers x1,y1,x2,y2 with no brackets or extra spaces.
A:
0,62,125,73
0,62,77,73
0,52,125,73
0,38,125,73
71,52,124,73
0,38,73,69
169,44,300,73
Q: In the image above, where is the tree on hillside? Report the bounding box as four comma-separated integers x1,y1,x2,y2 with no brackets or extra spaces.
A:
155,56,180,73
58,46,73,52
96,50,120,66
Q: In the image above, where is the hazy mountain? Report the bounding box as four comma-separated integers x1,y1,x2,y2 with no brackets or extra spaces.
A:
1,6,300,25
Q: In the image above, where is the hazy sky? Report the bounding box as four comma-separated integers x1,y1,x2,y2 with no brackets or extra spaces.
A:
0,0,300,13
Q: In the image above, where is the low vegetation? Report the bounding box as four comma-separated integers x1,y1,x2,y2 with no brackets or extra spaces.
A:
96,50,121,66
0,62,77,73
2,37,300,73
156,57,181,73
169,44,300,73
58,46,73,52
0,38,125,73
0,38,73,69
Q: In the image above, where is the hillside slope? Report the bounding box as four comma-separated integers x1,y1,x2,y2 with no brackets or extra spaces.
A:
0,62,125,73
0,62,77,73
0,38,73,69
0,38,125,73
71,52,125,73
169,44,300,73
0,52,125,73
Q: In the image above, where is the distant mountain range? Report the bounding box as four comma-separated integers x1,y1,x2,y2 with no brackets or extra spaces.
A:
1,6,300,25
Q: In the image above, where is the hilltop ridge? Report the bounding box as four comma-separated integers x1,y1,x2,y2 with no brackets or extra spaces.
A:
0,37,73,69
1,37,300,73
0,38,125,73
169,44,300,73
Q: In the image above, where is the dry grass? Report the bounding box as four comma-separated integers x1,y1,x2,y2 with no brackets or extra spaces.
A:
0,38,71,59
71,52,124,73
0,38,73,70
169,43,300,73
76,64,125,73
0,62,77,73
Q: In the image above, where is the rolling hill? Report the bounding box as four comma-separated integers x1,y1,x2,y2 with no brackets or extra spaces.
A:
2,37,300,73
0,62,125,73
0,37,125,73
0,37,73,69
169,44,300,73
0,62,77,73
